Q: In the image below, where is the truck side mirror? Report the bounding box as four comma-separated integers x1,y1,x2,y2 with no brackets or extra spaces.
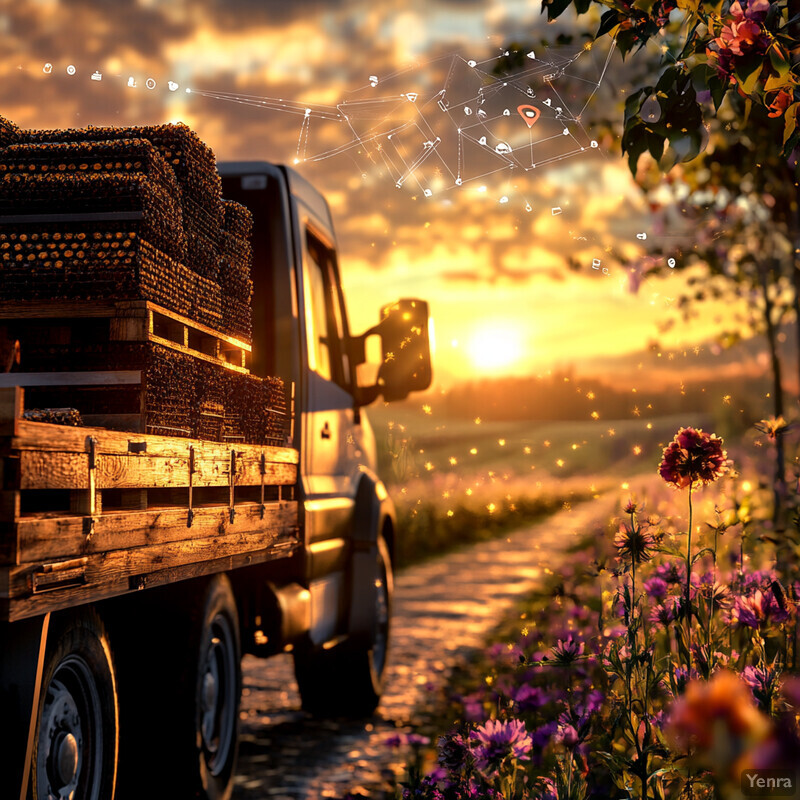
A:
352,298,433,405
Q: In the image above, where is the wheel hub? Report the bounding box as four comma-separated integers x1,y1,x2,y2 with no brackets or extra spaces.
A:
39,677,84,799
54,732,79,785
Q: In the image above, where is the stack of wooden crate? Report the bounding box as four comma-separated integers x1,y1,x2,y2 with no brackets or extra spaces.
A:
0,117,285,446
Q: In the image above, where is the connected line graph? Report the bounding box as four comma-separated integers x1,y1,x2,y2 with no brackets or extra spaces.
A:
188,42,616,203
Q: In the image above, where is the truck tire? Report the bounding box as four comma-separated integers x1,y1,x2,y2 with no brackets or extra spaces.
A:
114,575,241,800
294,534,393,718
31,609,118,800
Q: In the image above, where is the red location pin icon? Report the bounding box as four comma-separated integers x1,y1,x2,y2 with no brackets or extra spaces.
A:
517,104,540,128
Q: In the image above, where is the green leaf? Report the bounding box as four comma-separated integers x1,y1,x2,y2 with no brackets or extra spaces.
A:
656,66,680,93
764,74,790,93
647,132,666,161
784,104,798,145
769,46,791,78
541,0,574,21
735,54,763,94
743,97,753,126
708,76,727,111
622,120,649,174
597,9,621,37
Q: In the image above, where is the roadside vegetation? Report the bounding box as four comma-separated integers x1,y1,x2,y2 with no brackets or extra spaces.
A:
371,420,800,799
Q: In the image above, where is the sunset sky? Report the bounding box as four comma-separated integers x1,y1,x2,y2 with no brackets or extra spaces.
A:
1,0,746,387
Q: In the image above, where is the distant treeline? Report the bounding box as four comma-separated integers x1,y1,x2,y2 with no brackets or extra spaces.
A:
437,368,772,426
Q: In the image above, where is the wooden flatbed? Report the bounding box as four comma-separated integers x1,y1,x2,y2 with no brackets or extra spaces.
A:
0,386,300,623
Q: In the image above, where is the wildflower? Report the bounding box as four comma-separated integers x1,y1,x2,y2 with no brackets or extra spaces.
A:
665,671,771,770
624,498,638,514
437,732,473,774
614,521,657,566
510,683,547,712
658,427,727,489
768,90,793,118
731,588,790,629
469,719,532,777
673,665,700,694
644,576,668,599
547,636,584,666
742,665,781,713
754,416,790,441
553,722,579,749
649,595,682,626
655,561,686,585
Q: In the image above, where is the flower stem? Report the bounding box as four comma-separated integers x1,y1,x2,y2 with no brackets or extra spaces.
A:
686,485,694,667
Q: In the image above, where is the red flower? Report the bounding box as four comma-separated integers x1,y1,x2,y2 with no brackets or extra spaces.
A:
658,427,727,489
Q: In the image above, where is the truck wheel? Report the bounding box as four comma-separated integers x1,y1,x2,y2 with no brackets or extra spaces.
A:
189,575,241,800
31,609,118,800
114,575,241,800
294,535,393,718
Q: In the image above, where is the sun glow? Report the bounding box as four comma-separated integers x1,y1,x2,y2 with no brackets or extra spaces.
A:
467,324,525,374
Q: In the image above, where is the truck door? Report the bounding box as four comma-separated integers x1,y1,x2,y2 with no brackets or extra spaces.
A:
300,224,358,642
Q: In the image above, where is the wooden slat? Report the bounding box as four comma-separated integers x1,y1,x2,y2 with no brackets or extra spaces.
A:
18,450,296,490
3,537,298,623
143,302,251,352
10,420,299,463
0,371,142,388
81,414,144,432
0,301,118,320
14,500,298,564
4,528,296,599
148,335,249,374
0,387,22,436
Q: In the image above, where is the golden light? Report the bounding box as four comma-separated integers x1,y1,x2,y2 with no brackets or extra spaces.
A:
466,323,525,374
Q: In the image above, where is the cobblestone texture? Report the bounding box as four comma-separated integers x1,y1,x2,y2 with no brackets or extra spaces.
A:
233,494,618,799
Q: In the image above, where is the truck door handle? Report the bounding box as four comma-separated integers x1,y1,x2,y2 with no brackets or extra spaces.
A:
320,422,331,440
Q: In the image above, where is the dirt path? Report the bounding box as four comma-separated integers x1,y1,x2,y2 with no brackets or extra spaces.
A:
233,492,620,800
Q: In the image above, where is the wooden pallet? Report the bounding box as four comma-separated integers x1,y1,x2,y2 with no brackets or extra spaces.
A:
0,387,300,622
0,298,251,371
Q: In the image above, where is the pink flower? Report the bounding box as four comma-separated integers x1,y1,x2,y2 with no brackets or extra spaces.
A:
469,719,532,777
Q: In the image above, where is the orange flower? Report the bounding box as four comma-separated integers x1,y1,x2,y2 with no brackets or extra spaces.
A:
768,90,794,118
666,671,771,767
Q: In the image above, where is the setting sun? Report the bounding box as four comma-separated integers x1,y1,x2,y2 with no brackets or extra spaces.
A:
467,324,525,374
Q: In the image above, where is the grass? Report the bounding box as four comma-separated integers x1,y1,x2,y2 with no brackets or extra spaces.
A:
366,405,716,568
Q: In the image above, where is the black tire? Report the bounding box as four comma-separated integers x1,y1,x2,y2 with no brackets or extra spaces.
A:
294,535,393,718
115,575,241,800
31,608,119,800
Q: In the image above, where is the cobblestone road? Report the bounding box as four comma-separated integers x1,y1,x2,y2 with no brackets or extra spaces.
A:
233,493,619,800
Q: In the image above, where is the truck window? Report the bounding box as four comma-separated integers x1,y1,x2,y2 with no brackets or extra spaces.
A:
303,229,352,392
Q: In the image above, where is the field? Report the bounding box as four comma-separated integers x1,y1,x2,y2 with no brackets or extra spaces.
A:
365,404,719,567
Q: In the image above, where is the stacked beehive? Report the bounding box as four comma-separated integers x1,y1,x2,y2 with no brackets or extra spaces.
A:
0,117,285,445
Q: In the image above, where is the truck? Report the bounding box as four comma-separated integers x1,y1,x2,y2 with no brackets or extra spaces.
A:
0,119,432,800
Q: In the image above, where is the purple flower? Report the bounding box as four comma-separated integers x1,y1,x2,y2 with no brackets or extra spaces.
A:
742,665,781,712
644,576,669,599
731,589,790,629
510,683,548,712
532,720,559,750
547,636,585,666
649,595,682,626
437,732,473,773
469,719,532,777
385,732,430,749
655,561,686,585
554,723,579,748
